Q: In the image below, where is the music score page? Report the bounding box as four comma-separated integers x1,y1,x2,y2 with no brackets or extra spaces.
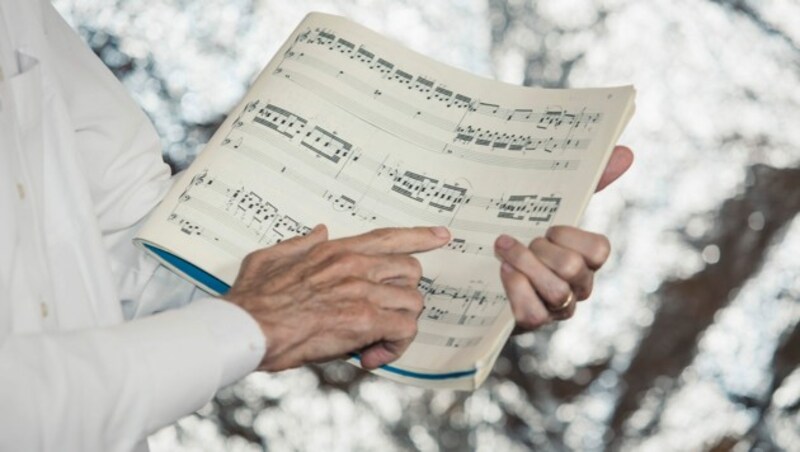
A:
135,12,635,389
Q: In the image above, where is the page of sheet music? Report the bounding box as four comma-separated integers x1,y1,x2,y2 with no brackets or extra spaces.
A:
135,13,635,388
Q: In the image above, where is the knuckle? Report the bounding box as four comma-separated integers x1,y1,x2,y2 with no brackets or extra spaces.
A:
410,290,425,313
558,253,585,280
529,236,549,250
576,279,594,301
399,288,425,313
506,284,548,330
406,257,423,281
351,307,377,333
371,227,396,240
337,277,369,298
544,279,572,304
504,240,528,265
591,236,612,267
240,249,269,272
546,225,569,242
305,261,334,287
333,253,365,272
309,242,334,260
240,251,257,268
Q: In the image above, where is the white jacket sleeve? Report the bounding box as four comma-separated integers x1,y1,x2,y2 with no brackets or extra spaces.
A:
0,3,266,451
40,3,190,315
0,298,265,452
40,2,215,317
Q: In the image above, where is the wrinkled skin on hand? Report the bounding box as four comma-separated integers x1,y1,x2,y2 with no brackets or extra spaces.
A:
223,225,451,371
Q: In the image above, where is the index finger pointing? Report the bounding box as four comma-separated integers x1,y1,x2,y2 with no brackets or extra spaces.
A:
332,226,451,255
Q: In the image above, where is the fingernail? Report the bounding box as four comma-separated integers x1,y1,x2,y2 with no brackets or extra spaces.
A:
496,234,514,250
430,226,450,239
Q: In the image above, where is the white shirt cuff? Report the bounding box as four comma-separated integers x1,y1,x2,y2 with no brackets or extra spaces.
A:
114,297,266,433
185,297,267,387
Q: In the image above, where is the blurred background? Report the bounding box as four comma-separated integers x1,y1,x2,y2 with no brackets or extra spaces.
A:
53,0,800,450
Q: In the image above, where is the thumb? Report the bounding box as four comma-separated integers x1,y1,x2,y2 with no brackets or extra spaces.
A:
359,339,409,370
595,146,634,192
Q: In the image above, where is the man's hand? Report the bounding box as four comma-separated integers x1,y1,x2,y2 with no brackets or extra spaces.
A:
495,226,610,329
496,145,633,331
223,225,451,371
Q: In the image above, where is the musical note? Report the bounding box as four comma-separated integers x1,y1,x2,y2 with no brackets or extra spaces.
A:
254,103,308,139
405,76,433,98
276,53,596,166
452,94,472,110
395,69,413,87
227,102,567,230
301,125,354,164
354,46,375,64
430,86,453,105
292,27,604,141
495,194,561,222
429,183,469,212
417,277,508,327
170,170,315,248
444,237,489,256
167,213,245,257
147,18,635,384
324,191,379,222
373,57,394,76
334,37,355,54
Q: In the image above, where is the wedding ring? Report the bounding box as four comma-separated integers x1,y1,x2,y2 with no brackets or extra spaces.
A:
549,291,575,313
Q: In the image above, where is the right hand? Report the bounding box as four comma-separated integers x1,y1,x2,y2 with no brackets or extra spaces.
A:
223,225,451,372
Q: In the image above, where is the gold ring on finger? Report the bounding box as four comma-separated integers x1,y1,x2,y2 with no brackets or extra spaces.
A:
549,291,575,313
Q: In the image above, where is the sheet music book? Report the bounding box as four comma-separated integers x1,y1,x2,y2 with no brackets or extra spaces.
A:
134,12,635,390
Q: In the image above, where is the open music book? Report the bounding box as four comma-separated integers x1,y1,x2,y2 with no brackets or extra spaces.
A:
134,12,635,390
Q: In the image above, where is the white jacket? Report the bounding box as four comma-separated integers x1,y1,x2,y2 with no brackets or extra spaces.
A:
0,1,265,450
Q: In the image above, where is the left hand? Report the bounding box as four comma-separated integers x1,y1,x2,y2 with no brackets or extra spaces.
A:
496,145,633,331
495,226,610,329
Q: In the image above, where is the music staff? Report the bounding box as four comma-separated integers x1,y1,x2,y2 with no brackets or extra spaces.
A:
469,103,602,129
167,212,245,257
323,191,379,222
441,143,581,169
254,103,307,139
420,306,496,327
417,277,507,327
243,102,566,218
172,170,313,249
279,53,458,131
496,195,561,222
233,106,566,229
454,125,590,153
301,126,354,164
292,26,604,131
414,332,482,349
274,61,594,167
444,238,489,256
389,170,467,213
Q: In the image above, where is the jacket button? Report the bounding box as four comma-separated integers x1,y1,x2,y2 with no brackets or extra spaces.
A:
40,302,49,318
16,183,25,200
